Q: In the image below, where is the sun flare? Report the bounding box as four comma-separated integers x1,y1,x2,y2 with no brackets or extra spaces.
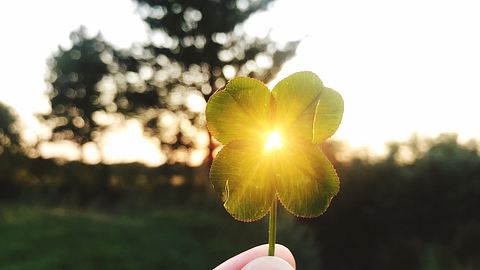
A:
264,131,283,151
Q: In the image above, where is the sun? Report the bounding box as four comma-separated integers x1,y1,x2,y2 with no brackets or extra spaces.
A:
264,131,283,151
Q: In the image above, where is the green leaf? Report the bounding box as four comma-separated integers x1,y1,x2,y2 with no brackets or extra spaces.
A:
313,87,344,143
206,77,272,145
210,141,275,222
274,140,339,217
271,71,323,141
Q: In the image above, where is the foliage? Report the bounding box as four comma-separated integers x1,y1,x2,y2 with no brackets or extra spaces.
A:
0,102,21,154
308,134,480,270
207,72,343,221
114,0,299,162
0,153,204,207
40,28,114,151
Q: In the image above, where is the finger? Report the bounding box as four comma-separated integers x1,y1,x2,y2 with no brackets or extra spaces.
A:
242,256,294,270
213,244,296,270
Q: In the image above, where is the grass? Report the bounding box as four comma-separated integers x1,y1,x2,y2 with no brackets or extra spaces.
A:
0,204,320,270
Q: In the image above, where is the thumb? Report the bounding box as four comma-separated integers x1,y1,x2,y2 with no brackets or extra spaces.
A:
242,256,294,270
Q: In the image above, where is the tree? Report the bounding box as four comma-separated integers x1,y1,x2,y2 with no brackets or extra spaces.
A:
39,28,116,161
113,0,299,163
0,102,21,154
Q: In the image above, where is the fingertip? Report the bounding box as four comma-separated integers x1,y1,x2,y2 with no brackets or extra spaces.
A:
242,256,294,270
274,244,296,269
213,244,296,270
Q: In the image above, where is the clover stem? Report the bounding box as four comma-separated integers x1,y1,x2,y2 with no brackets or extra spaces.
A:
268,197,277,256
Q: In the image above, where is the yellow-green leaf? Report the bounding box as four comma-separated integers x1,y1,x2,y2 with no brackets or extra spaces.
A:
206,71,344,222
206,77,272,145
210,141,275,221
313,87,344,143
271,71,323,141
274,140,339,217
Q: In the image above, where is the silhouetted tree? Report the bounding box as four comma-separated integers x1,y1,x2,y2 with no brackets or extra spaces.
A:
0,102,21,154
0,102,22,197
113,0,299,163
39,28,116,161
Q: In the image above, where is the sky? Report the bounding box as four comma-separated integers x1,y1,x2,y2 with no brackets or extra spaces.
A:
1,0,479,164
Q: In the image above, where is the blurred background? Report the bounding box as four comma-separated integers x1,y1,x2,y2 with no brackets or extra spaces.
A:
1,0,479,269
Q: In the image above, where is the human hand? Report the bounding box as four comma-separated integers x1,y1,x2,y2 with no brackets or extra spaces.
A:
213,244,295,270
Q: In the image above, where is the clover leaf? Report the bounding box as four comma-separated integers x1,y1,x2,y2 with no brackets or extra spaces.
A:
206,71,344,255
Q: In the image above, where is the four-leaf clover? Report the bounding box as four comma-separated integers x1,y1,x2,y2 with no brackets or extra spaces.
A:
206,71,344,221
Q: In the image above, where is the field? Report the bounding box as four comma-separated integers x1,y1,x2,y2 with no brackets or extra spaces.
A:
0,204,319,270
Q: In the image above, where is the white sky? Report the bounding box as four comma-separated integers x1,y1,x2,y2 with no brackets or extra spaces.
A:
1,0,480,164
